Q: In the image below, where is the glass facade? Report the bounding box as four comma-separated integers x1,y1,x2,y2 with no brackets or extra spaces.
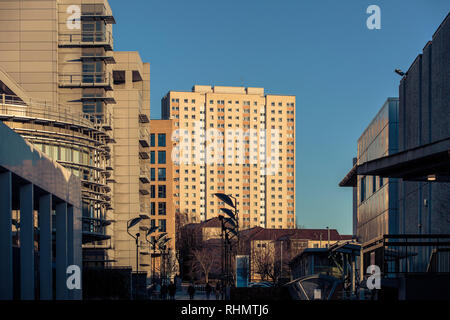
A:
356,98,399,244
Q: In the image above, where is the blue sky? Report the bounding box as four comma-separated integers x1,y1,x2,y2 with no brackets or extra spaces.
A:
109,0,449,234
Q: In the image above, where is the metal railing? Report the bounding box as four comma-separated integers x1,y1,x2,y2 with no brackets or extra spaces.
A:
0,94,112,132
59,72,112,87
59,31,113,48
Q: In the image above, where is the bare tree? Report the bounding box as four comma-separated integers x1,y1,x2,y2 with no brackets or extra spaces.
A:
252,243,281,283
192,247,217,283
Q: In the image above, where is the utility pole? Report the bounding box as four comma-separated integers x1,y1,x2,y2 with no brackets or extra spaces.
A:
327,227,330,248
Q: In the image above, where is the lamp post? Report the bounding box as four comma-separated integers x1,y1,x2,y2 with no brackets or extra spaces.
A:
214,193,239,299
127,217,142,299
145,226,159,283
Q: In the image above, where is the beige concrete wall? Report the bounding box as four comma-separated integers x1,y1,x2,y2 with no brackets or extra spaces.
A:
112,51,151,274
0,0,58,104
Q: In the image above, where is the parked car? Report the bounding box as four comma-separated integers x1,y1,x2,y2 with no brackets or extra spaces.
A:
248,281,274,288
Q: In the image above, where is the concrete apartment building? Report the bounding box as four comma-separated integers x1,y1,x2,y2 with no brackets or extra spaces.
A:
0,0,152,275
161,85,296,230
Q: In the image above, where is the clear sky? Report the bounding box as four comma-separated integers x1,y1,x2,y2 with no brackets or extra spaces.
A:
109,0,449,234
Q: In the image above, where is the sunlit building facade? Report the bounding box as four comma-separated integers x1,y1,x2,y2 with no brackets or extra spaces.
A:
161,85,295,229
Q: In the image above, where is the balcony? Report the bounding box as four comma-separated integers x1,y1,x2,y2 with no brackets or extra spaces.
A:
59,72,113,91
139,181,149,195
59,32,113,50
139,167,150,183
139,128,150,147
81,4,116,24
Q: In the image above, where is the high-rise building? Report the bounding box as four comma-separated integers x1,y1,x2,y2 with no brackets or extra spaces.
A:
147,119,176,278
161,85,296,229
0,0,151,273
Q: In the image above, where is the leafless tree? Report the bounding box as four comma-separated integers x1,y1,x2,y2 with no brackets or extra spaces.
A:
252,243,281,283
192,247,217,283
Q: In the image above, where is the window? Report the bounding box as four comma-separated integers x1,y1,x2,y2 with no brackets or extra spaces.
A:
158,151,166,164
150,151,155,164
150,185,155,198
158,219,166,232
150,202,156,215
158,133,166,147
372,176,377,193
158,168,166,181
158,185,166,198
158,202,166,215
360,177,366,202
150,134,155,147
150,168,155,181
379,176,384,188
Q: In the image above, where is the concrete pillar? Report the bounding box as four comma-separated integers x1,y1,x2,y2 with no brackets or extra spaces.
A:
20,183,34,300
0,171,13,300
39,194,52,300
56,202,67,300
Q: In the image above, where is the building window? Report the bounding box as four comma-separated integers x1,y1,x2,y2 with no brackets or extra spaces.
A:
150,185,155,198
150,151,155,164
158,134,166,147
158,185,166,198
150,202,156,215
158,168,166,181
158,219,166,232
372,176,377,193
158,151,166,164
360,176,366,202
150,134,155,147
150,168,155,181
158,202,166,215
379,176,384,188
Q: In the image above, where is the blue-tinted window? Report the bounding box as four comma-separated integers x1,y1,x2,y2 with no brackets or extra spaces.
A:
158,185,166,198
158,219,166,232
150,185,155,198
150,168,155,181
158,202,166,215
150,134,155,147
158,134,166,147
150,202,156,215
379,176,384,188
150,151,155,164
158,168,166,181
158,151,166,164
372,176,377,193
360,177,366,203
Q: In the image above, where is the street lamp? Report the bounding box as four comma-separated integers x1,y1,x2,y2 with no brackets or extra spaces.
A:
127,217,143,299
214,193,239,298
159,237,172,285
145,226,159,284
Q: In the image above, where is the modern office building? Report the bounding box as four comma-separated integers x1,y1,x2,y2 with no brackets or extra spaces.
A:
356,98,399,244
161,85,296,230
0,120,82,300
0,0,115,264
340,14,450,290
0,0,152,274
110,51,151,274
